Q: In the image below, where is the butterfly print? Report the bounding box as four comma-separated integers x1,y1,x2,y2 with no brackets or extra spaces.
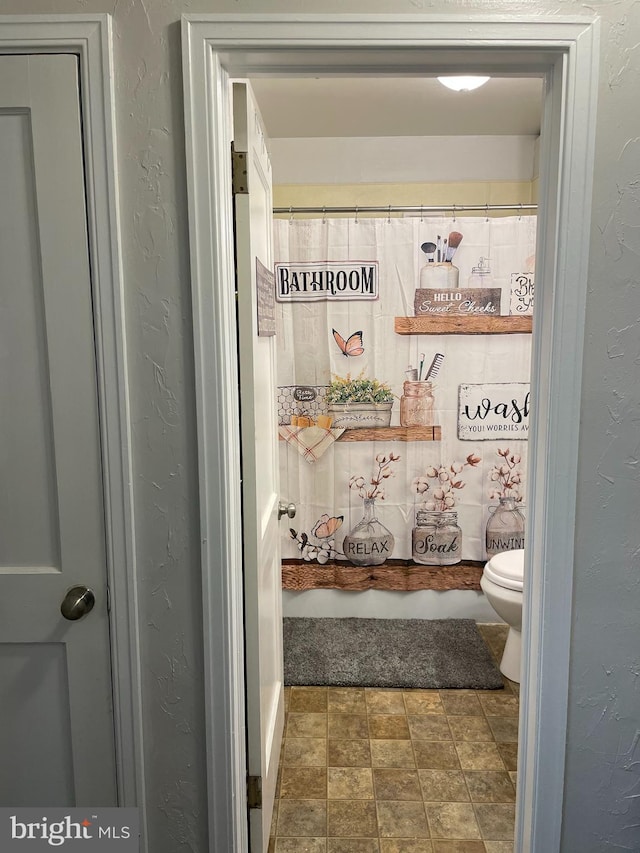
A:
332,328,364,357
312,515,344,540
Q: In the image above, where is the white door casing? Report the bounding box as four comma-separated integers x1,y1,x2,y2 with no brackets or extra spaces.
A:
0,53,117,806
182,15,599,853
234,80,285,853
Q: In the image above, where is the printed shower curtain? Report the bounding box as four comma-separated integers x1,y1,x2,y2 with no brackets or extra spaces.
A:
275,215,536,585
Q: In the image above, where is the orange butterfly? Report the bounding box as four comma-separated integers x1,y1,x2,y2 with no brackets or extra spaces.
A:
332,328,364,357
312,514,344,540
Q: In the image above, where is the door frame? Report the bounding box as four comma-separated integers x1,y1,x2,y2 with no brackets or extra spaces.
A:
182,14,600,853
0,13,145,840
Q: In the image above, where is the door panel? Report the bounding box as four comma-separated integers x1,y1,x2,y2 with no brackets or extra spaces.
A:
0,55,117,806
234,80,284,853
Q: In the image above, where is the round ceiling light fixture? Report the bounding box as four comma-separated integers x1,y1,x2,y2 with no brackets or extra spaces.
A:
437,76,491,92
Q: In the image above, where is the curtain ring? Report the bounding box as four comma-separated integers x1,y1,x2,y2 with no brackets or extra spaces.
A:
388,204,392,224
420,204,423,223
354,205,359,224
322,205,326,224
452,203,456,223
289,206,293,223
485,203,490,223
519,203,523,221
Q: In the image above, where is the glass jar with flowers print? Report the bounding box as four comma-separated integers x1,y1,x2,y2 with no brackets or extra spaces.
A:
343,453,400,566
486,448,526,558
411,454,481,566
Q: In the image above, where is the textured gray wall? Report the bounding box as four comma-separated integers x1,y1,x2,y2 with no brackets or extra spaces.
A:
2,0,638,850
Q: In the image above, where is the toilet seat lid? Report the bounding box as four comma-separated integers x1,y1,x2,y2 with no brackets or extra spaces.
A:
484,549,525,591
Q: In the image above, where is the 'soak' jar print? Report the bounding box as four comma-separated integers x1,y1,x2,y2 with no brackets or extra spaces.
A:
412,510,462,566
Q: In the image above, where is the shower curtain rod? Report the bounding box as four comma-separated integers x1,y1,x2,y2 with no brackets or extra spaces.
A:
273,203,537,215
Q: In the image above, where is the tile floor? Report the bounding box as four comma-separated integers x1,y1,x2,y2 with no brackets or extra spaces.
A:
270,624,518,853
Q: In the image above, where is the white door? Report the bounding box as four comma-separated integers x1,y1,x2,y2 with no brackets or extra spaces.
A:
0,54,117,806
233,81,285,853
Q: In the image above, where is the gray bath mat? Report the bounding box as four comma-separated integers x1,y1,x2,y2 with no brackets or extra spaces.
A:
283,617,503,690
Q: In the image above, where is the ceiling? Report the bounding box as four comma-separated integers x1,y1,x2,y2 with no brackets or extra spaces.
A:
250,76,544,139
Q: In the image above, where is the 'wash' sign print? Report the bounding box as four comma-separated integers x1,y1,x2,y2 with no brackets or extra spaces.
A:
458,383,530,440
275,260,378,302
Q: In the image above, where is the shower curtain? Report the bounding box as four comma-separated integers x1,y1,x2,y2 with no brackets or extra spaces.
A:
275,215,536,590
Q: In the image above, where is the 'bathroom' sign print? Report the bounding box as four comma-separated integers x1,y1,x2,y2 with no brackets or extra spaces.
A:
275,260,379,301
458,382,530,440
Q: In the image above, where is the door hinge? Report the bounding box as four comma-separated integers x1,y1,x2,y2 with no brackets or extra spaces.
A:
231,144,248,195
247,775,262,809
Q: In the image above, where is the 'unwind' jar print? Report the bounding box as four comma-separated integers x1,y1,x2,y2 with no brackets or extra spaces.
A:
412,510,462,566
485,497,525,558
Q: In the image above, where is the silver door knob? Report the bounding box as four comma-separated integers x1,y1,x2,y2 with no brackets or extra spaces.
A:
60,586,95,621
278,501,297,520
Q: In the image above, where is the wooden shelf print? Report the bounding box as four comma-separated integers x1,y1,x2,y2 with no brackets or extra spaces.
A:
281,558,484,592
279,425,442,442
394,315,532,335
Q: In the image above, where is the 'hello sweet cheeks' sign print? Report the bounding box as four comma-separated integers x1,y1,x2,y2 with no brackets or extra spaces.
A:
458,382,530,440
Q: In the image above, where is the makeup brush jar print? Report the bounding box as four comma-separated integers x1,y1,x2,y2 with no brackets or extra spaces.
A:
400,381,434,427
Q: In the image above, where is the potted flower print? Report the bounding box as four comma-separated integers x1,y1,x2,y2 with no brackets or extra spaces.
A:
326,372,394,429
411,454,481,566
486,447,526,558
343,452,400,566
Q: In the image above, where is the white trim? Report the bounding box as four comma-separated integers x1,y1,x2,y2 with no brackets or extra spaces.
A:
0,15,146,846
181,14,599,853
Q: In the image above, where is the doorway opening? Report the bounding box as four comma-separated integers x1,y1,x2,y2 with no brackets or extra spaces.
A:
182,15,599,853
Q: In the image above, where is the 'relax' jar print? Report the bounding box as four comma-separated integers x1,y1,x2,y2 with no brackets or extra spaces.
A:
343,497,395,567
412,510,462,566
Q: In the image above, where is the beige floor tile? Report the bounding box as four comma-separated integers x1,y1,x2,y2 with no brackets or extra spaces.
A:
365,689,406,714
425,802,481,840
328,800,378,837
403,691,444,715
413,741,461,770
284,687,291,712
328,688,367,714
486,716,519,743
328,713,370,740
290,687,328,712
328,738,371,768
418,769,469,802
371,739,416,768
377,800,430,838
381,840,433,853
408,715,452,741
478,694,519,717
328,840,380,853
287,713,328,738
464,771,516,803
275,839,327,853
271,800,279,837
439,693,483,716
277,800,327,837
280,767,327,800
373,768,422,800
455,742,505,771
448,716,493,743
283,737,327,767
432,840,486,852
328,767,374,799
509,771,517,787
268,839,275,853
369,714,411,739
496,743,518,771
483,841,514,853
474,803,517,841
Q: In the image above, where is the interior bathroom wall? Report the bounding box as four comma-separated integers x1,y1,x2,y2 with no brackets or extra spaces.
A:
1,2,637,851
270,132,536,621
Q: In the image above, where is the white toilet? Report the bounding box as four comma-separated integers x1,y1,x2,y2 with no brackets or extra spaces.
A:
480,549,525,683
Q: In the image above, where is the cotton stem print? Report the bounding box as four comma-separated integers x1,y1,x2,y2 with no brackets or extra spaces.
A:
344,453,400,567
413,454,481,511
488,447,524,502
485,447,526,558
290,514,344,564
